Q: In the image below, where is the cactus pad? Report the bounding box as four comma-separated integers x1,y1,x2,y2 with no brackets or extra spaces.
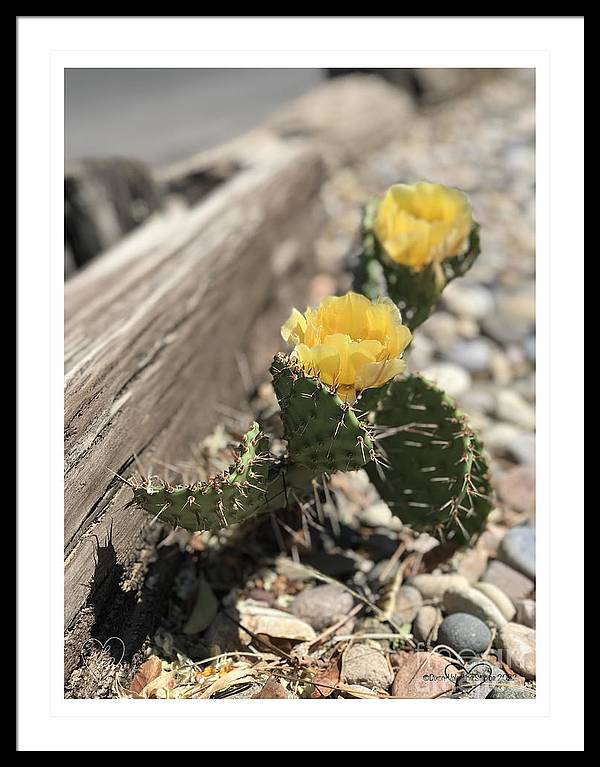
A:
270,353,375,480
131,422,274,532
367,374,493,543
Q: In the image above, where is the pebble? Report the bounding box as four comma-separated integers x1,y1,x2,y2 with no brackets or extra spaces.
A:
458,385,496,416
421,311,459,351
422,362,472,399
455,658,507,698
408,334,435,370
413,605,443,645
495,623,536,679
391,651,455,698
291,584,354,632
437,613,492,656
473,582,516,621
489,349,514,386
487,684,536,699
482,312,523,346
359,500,393,528
393,585,423,626
443,281,495,320
443,584,508,628
513,372,535,403
482,422,522,457
515,599,536,628
342,684,378,697
367,558,400,587
341,644,394,691
481,560,534,605
456,316,480,339
524,334,536,364
408,573,470,602
495,464,535,514
455,547,489,583
444,338,492,373
237,602,316,642
482,292,534,344
507,432,536,465
496,389,536,431
498,525,535,580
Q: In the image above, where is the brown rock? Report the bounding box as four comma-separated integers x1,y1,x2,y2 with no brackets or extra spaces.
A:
481,560,534,606
455,547,489,583
391,651,455,699
495,464,535,514
495,623,536,680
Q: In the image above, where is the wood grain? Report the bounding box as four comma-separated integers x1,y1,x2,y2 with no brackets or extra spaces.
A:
64,143,324,630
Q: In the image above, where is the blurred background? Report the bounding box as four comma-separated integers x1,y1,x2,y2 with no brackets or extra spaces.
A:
65,68,526,274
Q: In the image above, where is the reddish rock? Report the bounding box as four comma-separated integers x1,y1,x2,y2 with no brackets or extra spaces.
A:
391,651,455,699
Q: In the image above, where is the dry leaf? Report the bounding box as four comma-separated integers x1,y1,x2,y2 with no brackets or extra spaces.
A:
130,656,163,695
252,676,288,699
311,655,342,698
183,575,219,635
142,670,175,698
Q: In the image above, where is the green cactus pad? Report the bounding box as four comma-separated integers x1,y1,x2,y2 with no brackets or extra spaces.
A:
270,353,375,480
367,374,494,543
131,422,274,532
352,200,481,331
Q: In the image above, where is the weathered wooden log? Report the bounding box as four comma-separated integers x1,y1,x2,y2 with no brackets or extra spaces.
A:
65,157,162,269
64,143,325,675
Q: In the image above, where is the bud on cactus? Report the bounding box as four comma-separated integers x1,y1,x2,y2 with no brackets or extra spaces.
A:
367,374,493,543
353,182,481,330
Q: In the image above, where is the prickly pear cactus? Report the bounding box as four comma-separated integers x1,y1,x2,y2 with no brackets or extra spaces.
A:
367,375,493,543
129,181,492,547
353,196,481,331
131,422,274,532
271,353,375,484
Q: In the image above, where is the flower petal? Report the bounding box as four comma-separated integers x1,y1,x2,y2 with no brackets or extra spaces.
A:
281,308,307,346
355,357,407,391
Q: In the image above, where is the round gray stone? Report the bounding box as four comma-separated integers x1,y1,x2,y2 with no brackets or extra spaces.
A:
444,338,493,373
498,526,535,580
291,583,354,631
487,684,536,699
437,613,492,656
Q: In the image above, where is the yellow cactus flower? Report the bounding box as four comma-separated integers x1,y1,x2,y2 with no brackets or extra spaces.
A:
374,182,473,271
281,292,412,402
